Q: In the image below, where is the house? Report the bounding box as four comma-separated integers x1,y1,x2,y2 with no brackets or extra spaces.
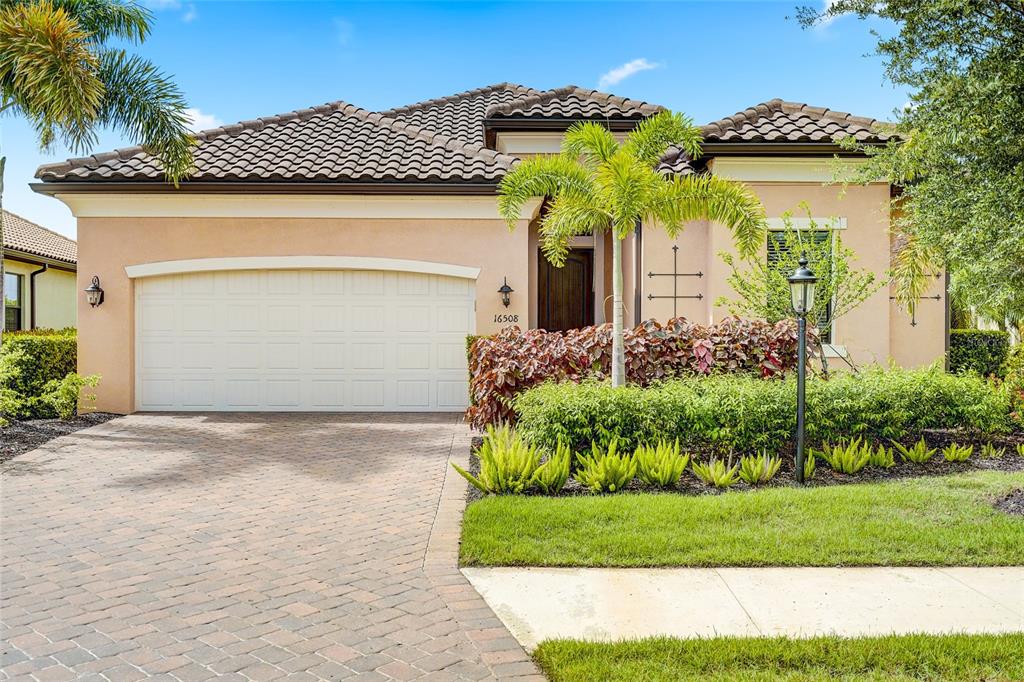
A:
31,83,945,414
2,210,77,332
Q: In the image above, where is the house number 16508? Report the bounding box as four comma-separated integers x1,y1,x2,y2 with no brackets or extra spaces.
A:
493,313,519,324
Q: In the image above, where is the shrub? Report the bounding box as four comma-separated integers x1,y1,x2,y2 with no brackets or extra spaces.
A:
894,438,937,464
451,424,541,495
635,440,689,488
815,439,871,474
803,453,817,480
514,367,1009,455
692,457,740,488
531,442,571,494
868,444,895,468
0,329,77,419
575,440,637,493
737,452,782,484
949,329,1010,377
942,443,974,462
41,373,100,420
466,316,803,428
980,442,1005,459
1005,344,1024,425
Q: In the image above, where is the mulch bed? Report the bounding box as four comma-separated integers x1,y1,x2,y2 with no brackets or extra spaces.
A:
1,413,118,464
463,429,1024,503
994,489,1024,517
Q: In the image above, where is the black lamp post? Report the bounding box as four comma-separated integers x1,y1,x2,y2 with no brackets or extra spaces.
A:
788,255,817,484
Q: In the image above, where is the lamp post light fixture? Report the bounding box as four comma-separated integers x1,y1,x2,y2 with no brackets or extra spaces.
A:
498,278,514,308
84,275,105,307
788,255,817,484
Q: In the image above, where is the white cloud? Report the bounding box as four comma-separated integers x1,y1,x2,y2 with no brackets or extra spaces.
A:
334,18,354,46
182,4,197,22
598,58,661,89
184,107,222,132
816,0,844,28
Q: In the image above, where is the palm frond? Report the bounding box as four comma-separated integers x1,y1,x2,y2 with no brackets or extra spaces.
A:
49,0,152,43
650,174,767,257
890,229,940,317
597,151,662,237
562,120,619,166
622,110,703,167
95,48,194,182
497,154,598,229
539,193,609,265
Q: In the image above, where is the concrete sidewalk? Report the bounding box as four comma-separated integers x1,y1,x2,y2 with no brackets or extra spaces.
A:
463,566,1024,649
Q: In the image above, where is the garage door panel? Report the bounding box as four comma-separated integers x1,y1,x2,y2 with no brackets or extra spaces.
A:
136,269,473,411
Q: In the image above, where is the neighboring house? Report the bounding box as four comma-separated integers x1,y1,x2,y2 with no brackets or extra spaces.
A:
2,210,77,332
31,83,945,414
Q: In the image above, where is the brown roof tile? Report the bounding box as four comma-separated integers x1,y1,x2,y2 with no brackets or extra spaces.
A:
2,210,77,264
486,85,664,120
35,101,517,184
702,99,894,144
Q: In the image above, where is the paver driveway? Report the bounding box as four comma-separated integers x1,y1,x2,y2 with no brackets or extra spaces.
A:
1,414,541,681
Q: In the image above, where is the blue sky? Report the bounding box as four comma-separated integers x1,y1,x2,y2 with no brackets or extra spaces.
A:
2,1,903,238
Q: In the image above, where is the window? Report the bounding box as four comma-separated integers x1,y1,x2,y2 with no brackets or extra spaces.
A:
767,230,833,343
4,272,22,332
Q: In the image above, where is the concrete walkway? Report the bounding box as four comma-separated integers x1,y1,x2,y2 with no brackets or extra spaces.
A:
463,566,1024,649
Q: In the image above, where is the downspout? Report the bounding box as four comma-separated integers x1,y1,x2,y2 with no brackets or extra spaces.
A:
634,220,643,323
29,263,47,329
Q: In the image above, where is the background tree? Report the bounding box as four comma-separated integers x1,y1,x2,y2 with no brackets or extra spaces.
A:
1,0,194,334
799,0,1024,333
498,111,766,387
716,205,885,371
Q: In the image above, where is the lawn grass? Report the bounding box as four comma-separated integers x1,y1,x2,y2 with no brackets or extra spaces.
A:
533,633,1024,681
460,471,1024,566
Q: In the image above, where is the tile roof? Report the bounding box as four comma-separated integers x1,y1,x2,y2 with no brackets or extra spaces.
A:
486,85,664,121
702,99,894,144
380,83,539,145
35,101,517,184
2,210,77,264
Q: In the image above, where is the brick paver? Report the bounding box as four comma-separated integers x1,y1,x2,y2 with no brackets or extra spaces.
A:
1,414,542,681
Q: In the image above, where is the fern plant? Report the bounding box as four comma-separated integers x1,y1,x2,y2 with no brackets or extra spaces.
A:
692,457,740,488
451,424,541,494
893,438,937,464
868,444,895,468
737,452,782,485
980,442,1005,459
803,452,817,480
942,443,973,462
1017,443,1024,458
531,441,571,494
814,438,871,474
635,440,690,487
575,440,637,493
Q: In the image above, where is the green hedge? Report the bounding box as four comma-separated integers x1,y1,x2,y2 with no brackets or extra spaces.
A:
1,329,77,419
949,329,1010,377
513,367,1010,455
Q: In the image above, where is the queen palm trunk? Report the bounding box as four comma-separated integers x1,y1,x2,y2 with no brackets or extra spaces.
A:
611,230,626,387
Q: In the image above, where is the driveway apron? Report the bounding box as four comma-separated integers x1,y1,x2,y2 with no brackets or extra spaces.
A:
1,414,542,681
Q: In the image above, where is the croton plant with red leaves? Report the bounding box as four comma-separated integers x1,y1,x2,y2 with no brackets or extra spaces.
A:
466,316,813,429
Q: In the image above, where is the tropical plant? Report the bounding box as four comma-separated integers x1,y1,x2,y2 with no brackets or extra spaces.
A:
531,441,571,494
803,452,816,481
1016,443,1024,458
893,438,937,464
497,111,765,386
942,443,973,463
692,457,740,488
737,452,782,485
451,424,542,495
868,444,895,468
814,438,871,474
980,442,1005,460
575,439,637,493
40,372,99,420
635,439,689,488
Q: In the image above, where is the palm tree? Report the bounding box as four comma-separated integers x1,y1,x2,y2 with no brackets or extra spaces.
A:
498,111,766,387
1,0,194,335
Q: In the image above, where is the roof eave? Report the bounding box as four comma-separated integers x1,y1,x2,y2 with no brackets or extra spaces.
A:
3,248,77,270
30,181,502,196
700,141,888,156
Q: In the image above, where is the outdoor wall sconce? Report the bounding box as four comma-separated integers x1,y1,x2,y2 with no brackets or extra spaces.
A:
84,275,105,307
498,278,514,308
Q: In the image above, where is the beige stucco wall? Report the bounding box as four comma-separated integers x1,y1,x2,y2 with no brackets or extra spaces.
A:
3,258,77,330
76,215,529,413
641,181,946,368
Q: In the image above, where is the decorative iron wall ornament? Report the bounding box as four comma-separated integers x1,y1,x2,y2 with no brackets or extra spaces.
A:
890,273,943,326
646,245,703,316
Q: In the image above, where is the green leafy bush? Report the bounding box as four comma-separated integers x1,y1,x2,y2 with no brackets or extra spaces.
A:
868,444,895,468
942,443,974,462
1005,344,1024,425
949,329,1010,377
737,452,782,485
0,329,78,419
41,373,100,420
531,442,571,494
515,367,1009,455
575,440,637,493
692,457,740,488
894,438,937,464
815,438,871,474
452,424,541,495
980,442,1005,460
635,440,689,488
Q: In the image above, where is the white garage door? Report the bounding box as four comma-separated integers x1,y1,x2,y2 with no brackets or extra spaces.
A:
135,269,475,411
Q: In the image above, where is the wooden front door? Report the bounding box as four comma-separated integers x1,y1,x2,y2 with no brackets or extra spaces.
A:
538,249,594,331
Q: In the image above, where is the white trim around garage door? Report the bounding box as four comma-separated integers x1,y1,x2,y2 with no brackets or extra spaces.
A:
125,256,482,280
